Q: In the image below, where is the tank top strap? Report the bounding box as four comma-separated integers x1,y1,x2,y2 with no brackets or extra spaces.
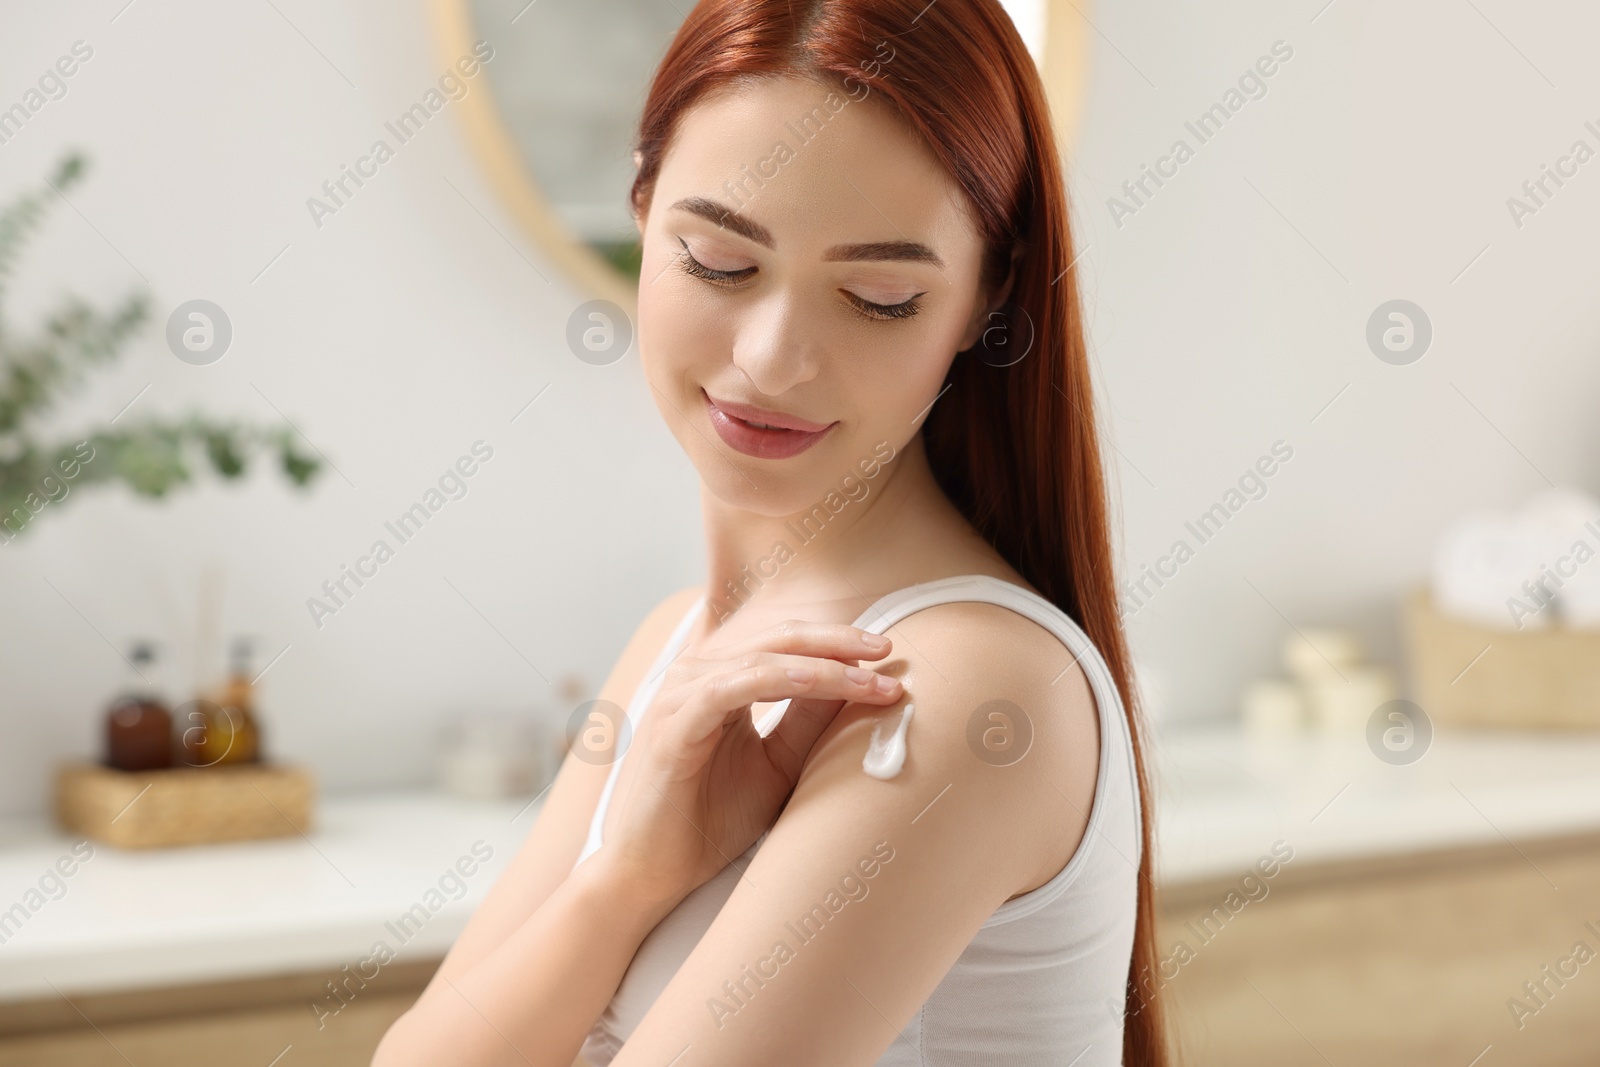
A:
583,576,1143,890
777,573,1144,921
625,597,706,729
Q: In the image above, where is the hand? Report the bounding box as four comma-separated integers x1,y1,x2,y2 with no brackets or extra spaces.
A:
598,617,904,909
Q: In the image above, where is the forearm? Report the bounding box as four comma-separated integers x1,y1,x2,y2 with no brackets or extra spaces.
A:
372,852,684,1067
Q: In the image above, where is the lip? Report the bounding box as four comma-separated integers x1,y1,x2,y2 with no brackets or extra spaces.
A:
702,389,838,459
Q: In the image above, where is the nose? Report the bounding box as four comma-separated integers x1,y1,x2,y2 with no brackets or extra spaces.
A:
729,289,822,396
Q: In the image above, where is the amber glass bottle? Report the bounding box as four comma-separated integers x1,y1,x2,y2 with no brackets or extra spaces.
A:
105,642,174,771
183,637,262,766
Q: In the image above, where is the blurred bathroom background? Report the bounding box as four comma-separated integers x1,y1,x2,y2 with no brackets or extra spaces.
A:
1,1,1597,1064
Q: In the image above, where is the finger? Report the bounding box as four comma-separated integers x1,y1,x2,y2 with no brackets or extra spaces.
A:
764,695,866,778
707,621,894,665
710,649,890,681
661,661,903,755
659,648,874,699
656,627,894,696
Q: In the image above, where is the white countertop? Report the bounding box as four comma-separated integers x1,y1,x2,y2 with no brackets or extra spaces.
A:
0,791,530,1001
5,724,1600,1001
1151,723,1600,883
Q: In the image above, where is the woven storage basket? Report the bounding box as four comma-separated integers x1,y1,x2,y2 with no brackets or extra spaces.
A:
54,762,314,849
1403,587,1600,729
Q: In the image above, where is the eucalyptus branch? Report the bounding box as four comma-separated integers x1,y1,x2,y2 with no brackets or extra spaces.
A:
0,151,323,541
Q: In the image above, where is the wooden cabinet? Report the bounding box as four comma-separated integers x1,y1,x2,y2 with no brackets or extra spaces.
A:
6,835,1597,1065
1156,831,1600,1066
0,961,436,1067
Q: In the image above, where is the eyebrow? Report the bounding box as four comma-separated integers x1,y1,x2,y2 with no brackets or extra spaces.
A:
669,196,945,269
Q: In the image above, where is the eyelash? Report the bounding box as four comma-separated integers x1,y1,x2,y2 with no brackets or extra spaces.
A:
673,240,923,322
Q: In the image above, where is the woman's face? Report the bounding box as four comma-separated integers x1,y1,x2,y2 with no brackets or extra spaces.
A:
635,74,997,515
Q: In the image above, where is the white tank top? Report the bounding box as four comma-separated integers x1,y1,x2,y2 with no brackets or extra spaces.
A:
573,574,1142,1066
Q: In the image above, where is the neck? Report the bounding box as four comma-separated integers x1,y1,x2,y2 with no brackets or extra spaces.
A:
698,433,954,626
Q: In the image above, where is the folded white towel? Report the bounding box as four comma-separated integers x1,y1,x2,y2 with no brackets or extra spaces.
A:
1523,489,1600,628
1431,488,1600,630
1433,513,1552,630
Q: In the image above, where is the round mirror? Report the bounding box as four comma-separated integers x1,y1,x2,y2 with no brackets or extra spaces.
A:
432,0,1089,311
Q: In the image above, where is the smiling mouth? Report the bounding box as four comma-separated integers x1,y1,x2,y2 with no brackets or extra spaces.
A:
702,390,838,460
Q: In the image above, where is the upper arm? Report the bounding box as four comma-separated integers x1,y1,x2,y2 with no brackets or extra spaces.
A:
430,584,704,985
611,602,1100,1067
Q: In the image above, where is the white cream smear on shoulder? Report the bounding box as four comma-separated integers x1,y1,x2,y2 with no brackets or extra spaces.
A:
862,703,914,780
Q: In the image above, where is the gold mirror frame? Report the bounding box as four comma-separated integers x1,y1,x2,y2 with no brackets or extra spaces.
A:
430,0,1090,314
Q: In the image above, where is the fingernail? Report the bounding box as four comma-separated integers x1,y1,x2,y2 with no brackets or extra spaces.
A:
862,633,889,650
845,666,874,684
787,668,815,683
874,673,900,693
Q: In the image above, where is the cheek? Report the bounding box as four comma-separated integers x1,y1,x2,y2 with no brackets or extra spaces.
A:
637,269,726,379
826,322,959,459
858,336,941,400
865,311,968,407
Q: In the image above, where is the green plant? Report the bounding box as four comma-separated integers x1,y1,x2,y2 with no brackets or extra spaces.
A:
0,152,321,540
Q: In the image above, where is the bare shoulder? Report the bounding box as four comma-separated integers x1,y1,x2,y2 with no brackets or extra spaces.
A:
585,584,705,737
567,584,703,776
563,584,705,783
609,596,1107,1063
793,598,1103,900
886,596,1097,729
552,584,705,808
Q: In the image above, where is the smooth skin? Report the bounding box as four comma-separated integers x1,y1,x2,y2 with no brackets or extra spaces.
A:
373,73,1101,1067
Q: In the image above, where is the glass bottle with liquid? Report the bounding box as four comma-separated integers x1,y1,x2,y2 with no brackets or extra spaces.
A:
105,642,174,771
183,637,263,767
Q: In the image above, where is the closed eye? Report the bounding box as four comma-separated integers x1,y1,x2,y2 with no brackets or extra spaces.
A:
674,238,754,284
843,290,923,321
673,238,923,323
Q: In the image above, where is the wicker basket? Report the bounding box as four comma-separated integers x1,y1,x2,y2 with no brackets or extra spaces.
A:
1403,587,1600,729
53,762,315,849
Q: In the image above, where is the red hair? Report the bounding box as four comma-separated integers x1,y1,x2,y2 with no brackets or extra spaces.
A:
630,3,1168,1063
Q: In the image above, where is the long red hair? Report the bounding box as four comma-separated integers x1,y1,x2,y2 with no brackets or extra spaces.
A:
630,3,1167,1063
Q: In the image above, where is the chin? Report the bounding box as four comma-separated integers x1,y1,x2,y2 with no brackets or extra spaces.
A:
688,437,842,518
689,425,903,532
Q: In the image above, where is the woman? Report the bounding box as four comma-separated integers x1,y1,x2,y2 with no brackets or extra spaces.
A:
373,1,1165,1064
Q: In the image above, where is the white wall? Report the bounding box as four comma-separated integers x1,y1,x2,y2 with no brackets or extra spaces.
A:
1,0,1595,818
1071,0,1600,725
0,0,704,817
